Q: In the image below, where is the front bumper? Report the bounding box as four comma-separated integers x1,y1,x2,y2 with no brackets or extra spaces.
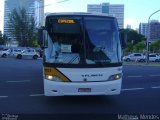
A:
44,79,122,96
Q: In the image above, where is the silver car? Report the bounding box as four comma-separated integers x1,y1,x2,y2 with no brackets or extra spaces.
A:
0,48,11,58
149,53,160,62
16,48,39,59
123,53,146,62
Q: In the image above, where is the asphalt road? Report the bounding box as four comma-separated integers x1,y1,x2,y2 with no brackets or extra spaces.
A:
0,58,160,120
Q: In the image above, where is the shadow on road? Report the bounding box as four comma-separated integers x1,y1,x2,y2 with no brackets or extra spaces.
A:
43,95,118,114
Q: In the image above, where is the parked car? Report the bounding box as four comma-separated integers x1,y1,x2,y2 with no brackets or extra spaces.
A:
0,48,11,58
149,53,160,62
16,48,39,59
123,53,146,62
10,48,23,57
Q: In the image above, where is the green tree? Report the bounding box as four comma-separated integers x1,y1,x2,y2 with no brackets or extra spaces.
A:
0,33,3,45
8,7,38,47
150,40,160,52
133,40,145,52
124,42,134,53
30,32,40,47
0,34,7,45
123,28,146,53
126,29,145,44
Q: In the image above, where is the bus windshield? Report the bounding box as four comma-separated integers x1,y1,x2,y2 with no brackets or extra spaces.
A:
46,15,121,66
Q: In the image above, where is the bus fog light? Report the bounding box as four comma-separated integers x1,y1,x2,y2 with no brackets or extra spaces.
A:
108,73,122,81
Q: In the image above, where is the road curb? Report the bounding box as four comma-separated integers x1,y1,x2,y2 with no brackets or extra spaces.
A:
123,62,160,67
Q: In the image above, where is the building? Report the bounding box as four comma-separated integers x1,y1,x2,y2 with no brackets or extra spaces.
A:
149,20,160,42
139,23,148,39
126,24,132,29
109,4,124,29
87,3,124,29
35,0,44,27
3,0,44,46
139,20,160,42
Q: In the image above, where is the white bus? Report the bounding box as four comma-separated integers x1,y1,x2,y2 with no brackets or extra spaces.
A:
39,12,126,96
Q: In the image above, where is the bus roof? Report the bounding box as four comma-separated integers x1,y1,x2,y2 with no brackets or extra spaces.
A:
45,12,115,18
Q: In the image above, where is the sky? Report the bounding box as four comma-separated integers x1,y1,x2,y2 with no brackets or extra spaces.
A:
0,0,160,33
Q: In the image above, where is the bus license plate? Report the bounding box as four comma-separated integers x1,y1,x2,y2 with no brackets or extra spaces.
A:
78,88,91,92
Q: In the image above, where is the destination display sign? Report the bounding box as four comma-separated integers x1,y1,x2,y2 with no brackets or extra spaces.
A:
57,19,75,24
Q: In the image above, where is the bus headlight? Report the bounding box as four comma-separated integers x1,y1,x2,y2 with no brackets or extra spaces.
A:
45,75,63,82
108,73,122,81
46,75,53,80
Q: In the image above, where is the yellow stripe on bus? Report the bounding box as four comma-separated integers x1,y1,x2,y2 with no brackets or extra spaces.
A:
44,67,71,82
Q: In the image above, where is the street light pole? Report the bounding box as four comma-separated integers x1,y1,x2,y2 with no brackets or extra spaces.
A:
146,9,160,64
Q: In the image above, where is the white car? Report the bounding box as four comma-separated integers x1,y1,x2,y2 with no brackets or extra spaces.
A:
10,48,23,56
0,48,11,58
123,53,146,62
16,48,39,59
149,54,160,62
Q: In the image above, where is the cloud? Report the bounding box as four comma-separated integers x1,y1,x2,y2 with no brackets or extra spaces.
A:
44,0,87,13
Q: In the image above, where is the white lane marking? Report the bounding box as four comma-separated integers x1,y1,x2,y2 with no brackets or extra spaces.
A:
127,76,143,78
149,75,160,77
29,94,44,97
122,88,145,91
7,80,30,83
0,96,8,98
152,86,160,89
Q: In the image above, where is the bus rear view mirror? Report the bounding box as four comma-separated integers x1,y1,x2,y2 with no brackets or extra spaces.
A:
38,27,48,49
119,29,127,49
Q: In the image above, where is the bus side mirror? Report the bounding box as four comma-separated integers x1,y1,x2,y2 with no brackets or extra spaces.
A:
38,26,48,49
119,29,127,49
